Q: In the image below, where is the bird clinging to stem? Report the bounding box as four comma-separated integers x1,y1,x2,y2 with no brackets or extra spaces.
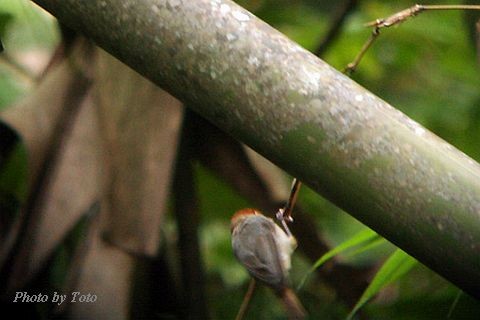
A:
231,208,306,319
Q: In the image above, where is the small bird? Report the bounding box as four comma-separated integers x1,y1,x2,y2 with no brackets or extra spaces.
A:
231,208,306,319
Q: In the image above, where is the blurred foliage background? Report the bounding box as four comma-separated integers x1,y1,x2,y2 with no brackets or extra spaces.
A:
0,0,479,319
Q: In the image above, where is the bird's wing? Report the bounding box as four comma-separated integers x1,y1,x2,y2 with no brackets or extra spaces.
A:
233,216,286,289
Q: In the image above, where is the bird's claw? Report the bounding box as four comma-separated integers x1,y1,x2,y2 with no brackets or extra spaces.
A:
276,208,293,223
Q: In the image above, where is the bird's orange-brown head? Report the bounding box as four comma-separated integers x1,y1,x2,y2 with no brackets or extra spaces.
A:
230,208,261,233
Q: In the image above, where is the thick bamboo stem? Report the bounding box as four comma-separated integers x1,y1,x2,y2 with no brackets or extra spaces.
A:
31,0,480,297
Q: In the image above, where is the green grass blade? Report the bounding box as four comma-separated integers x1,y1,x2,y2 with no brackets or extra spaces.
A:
297,228,381,290
344,237,386,259
347,249,417,319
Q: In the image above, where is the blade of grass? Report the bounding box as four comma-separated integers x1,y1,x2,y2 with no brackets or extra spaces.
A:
347,249,417,319
344,236,386,258
298,228,381,290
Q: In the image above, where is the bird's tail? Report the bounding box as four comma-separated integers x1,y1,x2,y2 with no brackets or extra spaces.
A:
278,287,306,320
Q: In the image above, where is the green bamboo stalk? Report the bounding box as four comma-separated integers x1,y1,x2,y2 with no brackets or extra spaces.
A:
31,0,480,297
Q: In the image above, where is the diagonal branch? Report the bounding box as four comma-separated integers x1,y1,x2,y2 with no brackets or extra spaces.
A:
31,0,480,298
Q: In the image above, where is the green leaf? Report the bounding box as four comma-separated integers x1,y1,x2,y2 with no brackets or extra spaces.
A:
298,228,382,290
347,249,417,319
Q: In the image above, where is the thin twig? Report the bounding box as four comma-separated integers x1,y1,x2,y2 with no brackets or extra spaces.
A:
343,27,380,76
276,178,302,236
421,4,480,11
284,178,302,222
235,278,256,320
345,4,480,75
314,0,358,57
366,4,480,28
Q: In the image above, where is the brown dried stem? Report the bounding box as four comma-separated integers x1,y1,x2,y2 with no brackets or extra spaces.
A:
346,4,480,74
366,4,480,28
234,278,256,320
343,27,380,75
276,178,302,236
